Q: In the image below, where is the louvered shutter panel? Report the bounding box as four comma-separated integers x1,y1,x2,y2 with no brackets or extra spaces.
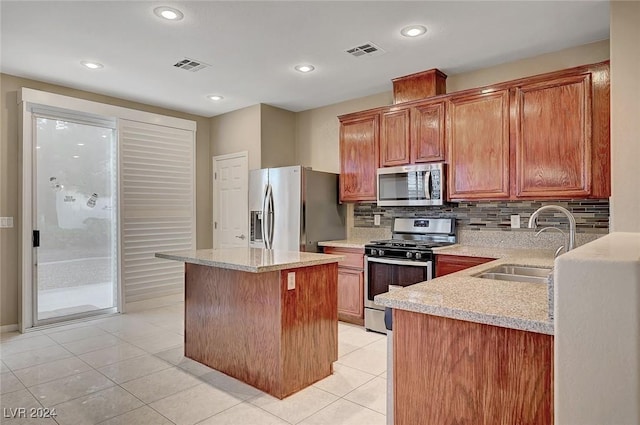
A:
120,119,195,303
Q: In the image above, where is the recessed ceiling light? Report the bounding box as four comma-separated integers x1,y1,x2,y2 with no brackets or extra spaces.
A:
400,25,427,38
207,95,224,101
77,143,85,146
295,64,315,73
72,155,80,159
81,61,103,69
154,6,184,21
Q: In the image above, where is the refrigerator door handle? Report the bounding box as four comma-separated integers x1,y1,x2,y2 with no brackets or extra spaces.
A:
267,184,275,249
262,184,270,249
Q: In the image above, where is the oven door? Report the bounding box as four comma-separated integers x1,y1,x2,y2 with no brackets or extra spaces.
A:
365,257,433,310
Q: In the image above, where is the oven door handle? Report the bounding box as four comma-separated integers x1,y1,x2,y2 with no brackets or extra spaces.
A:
366,257,432,267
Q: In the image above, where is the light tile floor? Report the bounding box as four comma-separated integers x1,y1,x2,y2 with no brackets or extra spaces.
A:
0,304,388,424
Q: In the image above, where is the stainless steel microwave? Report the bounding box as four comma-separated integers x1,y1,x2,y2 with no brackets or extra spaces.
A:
376,163,445,206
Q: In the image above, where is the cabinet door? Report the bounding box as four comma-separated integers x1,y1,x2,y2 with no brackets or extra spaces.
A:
339,113,380,202
436,254,496,277
380,109,411,166
447,90,510,200
411,101,445,163
514,74,592,198
337,268,364,322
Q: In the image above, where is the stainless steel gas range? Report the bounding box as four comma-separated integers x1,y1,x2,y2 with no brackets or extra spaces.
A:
364,217,456,334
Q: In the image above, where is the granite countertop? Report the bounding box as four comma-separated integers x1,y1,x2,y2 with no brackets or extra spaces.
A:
375,247,556,335
432,244,555,260
156,248,344,273
318,239,371,249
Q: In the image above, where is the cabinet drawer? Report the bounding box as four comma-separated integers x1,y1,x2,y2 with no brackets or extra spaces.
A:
323,247,365,269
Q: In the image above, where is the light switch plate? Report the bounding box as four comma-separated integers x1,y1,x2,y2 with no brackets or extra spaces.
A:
510,214,521,229
0,217,14,228
374,214,381,226
287,272,295,290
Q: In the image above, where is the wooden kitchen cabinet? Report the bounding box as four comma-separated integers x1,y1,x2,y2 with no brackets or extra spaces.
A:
323,246,365,325
411,101,446,163
512,63,610,199
446,90,511,200
380,109,411,166
338,112,380,202
394,310,553,425
435,254,496,277
379,100,446,167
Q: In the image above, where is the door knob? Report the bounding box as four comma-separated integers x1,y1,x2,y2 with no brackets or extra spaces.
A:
236,234,246,240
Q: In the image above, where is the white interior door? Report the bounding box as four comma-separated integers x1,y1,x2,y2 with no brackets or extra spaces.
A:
213,152,249,248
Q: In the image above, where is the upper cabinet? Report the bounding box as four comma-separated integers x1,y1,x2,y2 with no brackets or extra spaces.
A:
339,112,380,202
337,61,610,202
379,99,446,167
513,74,592,198
411,101,446,163
447,90,511,200
513,63,610,199
380,109,411,166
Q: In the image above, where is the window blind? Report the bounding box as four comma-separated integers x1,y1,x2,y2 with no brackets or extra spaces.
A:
119,119,195,303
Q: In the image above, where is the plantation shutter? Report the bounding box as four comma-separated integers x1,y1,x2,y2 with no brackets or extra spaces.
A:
119,119,195,303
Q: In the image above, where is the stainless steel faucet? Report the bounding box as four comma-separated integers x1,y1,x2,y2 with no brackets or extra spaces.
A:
528,205,576,252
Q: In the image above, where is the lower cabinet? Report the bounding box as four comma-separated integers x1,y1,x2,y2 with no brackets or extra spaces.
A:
394,310,554,425
323,247,365,325
436,254,496,277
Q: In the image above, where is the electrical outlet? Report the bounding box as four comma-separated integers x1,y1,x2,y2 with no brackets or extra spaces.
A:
510,214,521,229
287,272,295,290
0,217,14,228
374,214,381,226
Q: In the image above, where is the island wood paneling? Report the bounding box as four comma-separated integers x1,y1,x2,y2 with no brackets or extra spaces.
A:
393,309,553,425
184,262,338,399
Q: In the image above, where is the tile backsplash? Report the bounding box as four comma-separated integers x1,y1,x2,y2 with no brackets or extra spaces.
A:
354,199,609,234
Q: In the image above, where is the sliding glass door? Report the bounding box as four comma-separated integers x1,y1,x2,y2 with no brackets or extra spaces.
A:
33,115,118,324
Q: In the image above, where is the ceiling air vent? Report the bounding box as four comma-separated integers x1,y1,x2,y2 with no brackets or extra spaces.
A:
345,42,385,58
173,58,210,72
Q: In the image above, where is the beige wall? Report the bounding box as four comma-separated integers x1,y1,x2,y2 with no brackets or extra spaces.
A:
610,1,640,232
296,92,392,173
446,40,610,92
260,104,296,168
294,41,610,174
210,105,262,171
0,74,212,326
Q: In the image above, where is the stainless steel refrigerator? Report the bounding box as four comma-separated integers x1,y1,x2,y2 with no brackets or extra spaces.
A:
249,166,346,252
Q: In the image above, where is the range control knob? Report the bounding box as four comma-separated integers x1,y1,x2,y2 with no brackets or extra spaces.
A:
406,251,413,259
370,249,377,256
378,249,385,257
415,252,423,260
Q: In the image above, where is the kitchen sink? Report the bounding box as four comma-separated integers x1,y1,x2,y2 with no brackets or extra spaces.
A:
475,264,552,284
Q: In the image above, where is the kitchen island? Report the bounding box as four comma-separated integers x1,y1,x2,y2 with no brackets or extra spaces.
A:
156,248,343,399
376,248,555,425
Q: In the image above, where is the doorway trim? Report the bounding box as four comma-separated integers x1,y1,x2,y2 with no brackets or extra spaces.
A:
212,151,249,249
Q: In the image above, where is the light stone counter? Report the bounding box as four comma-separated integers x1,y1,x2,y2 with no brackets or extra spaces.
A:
318,239,372,249
156,248,344,273
375,248,556,335
432,244,554,260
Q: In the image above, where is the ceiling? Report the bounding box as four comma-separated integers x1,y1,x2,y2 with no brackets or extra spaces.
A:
0,1,609,117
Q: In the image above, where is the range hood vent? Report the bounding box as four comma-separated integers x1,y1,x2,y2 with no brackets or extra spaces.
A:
173,58,210,72
345,42,385,58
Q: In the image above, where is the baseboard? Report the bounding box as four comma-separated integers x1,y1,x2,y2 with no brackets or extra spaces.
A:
1,324,19,333
124,293,183,313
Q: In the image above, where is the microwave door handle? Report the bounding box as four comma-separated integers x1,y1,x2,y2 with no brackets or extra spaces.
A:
424,171,431,200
